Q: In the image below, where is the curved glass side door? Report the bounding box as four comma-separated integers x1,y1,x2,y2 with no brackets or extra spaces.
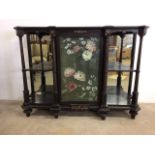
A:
107,34,134,105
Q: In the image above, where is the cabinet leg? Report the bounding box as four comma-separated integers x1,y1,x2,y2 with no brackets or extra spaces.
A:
130,114,136,119
97,107,109,120
100,114,106,120
24,108,32,117
97,110,108,120
54,112,59,119
129,110,137,119
129,104,140,119
26,112,31,117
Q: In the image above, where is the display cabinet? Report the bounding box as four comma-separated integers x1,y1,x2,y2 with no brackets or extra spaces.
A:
14,26,148,119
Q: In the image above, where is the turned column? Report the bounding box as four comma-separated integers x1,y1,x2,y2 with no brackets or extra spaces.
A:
38,33,46,91
97,28,110,120
27,34,35,96
127,33,137,102
50,29,58,100
16,30,29,104
117,33,125,95
130,26,148,118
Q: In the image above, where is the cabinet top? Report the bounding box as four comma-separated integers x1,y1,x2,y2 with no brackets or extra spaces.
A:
14,25,149,30
14,26,149,36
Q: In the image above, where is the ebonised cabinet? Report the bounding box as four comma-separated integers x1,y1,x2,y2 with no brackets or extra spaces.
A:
14,26,148,119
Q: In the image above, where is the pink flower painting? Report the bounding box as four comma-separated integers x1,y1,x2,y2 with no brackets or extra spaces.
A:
66,82,78,92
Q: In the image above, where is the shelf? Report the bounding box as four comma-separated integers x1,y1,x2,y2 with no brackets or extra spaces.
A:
29,85,129,105
108,62,136,72
107,86,129,105
30,40,49,44
107,94,128,105
30,85,55,104
25,61,53,71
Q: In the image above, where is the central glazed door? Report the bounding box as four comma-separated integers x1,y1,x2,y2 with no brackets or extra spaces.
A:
56,29,103,103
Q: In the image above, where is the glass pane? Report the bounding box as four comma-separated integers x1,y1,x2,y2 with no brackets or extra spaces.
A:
33,71,54,104
107,35,121,70
107,34,134,71
107,72,130,105
31,35,52,71
59,36,101,101
30,34,54,104
122,34,133,67
107,34,133,105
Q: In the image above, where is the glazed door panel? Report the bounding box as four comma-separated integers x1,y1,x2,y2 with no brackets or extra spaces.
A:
58,33,102,102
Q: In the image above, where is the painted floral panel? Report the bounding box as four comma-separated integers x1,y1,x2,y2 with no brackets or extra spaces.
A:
60,36,100,101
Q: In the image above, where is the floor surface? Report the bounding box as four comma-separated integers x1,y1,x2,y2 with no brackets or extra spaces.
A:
0,101,155,135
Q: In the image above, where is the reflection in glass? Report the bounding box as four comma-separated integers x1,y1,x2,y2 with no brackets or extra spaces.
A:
107,34,133,71
107,72,130,105
29,34,54,103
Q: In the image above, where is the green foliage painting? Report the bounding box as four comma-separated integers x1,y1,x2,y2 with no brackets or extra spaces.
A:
60,36,100,101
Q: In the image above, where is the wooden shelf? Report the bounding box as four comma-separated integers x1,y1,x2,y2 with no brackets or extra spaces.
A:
25,61,53,71
108,62,136,72
30,85,55,104
107,86,129,105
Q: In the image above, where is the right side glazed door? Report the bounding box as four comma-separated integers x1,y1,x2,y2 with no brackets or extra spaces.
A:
106,32,135,105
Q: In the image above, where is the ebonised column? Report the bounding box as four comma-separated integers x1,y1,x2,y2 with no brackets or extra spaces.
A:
17,31,29,104
38,34,46,91
117,33,125,95
27,34,35,97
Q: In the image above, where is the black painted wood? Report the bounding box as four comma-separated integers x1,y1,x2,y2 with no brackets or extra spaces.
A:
14,26,148,119
117,33,125,95
128,33,137,101
18,35,29,104
27,34,35,96
38,34,46,91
